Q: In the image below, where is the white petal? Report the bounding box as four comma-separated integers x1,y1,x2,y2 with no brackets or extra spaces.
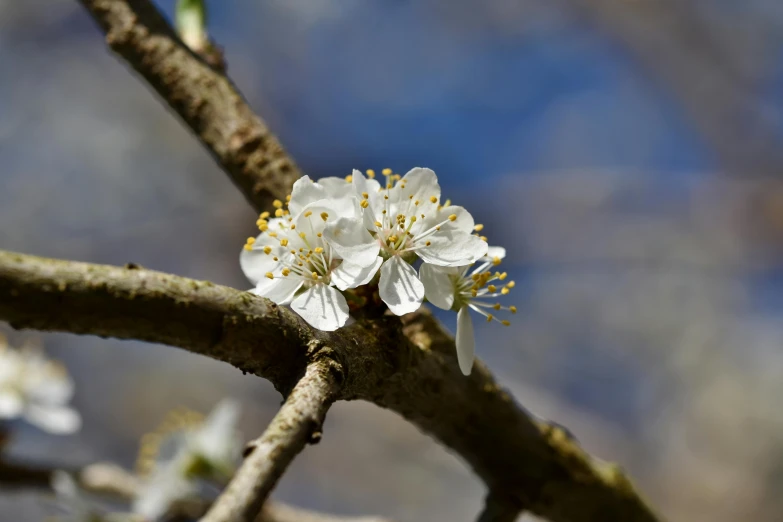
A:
195,399,241,467
288,175,327,215
240,243,284,286
0,390,23,418
483,246,506,261
419,263,457,310
351,170,384,227
435,205,475,234
417,232,488,267
25,374,74,406
379,256,425,315
323,217,380,267
133,457,196,520
317,176,352,198
290,284,350,331
294,200,357,237
456,307,475,376
24,404,81,434
250,277,302,305
331,257,383,291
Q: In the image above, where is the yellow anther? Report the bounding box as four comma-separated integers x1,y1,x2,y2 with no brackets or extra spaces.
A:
243,244,252,251
258,224,268,231
317,232,322,237
436,226,441,231
506,281,516,288
314,247,324,254
474,224,484,232
366,169,376,178
410,216,417,223
501,288,510,295
312,272,319,279
501,320,511,326
488,285,497,293
282,268,290,276
260,211,270,219
273,200,283,209
345,174,353,182
388,235,399,244
448,214,457,222
493,303,501,310
480,236,488,241
509,306,517,314
263,246,272,255
246,237,256,245
362,192,369,199
471,274,480,281
320,212,329,221
265,272,274,280
304,211,313,217
471,289,478,297
409,195,414,199
275,208,284,217
426,241,431,246
268,231,278,238
273,257,279,261
444,199,451,206
384,195,389,200
386,182,393,189
382,210,387,214
415,200,420,206
393,174,401,181
382,168,392,175
493,257,502,266
280,239,289,247
299,232,306,239
429,196,437,203
360,199,369,208
285,194,291,201
499,272,508,280
374,221,383,228
486,314,494,323
256,219,267,227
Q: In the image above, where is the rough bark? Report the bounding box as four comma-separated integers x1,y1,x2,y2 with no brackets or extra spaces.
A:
0,250,659,522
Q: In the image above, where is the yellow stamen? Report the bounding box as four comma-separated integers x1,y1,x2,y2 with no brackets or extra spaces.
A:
275,208,284,217
314,247,324,254
299,232,306,239
506,281,516,288
510,306,517,314
366,169,375,178
501,288,510,295
374,221,383,228
265,272,274,280
448,214,457,222
382,168,392,175
268,231,278,238
280,239,289,247
282,268,290,276
493,303,501,310
345,174,353,182
499,272,507,280
501,320,511,326
260,211,270,219
320,212,329,221
304,211,313,217
263,246,272,255
429,196,437,203
486,314,494,323
474,224,484,231
273,200,283,209
493,257,501,266
360,199,369,208
488,285,497,293
312,272,319,279
362,192,369,199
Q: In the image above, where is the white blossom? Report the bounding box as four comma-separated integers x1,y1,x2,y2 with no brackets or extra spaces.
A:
420,247,515,375
133,400,243,521
50,471,135,522
342,168,488,315
240,176,382,331
0,338,81,434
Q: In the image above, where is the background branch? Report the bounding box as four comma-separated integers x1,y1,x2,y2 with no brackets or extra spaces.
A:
202,362,341,522
0,250,659,522
76,0,301,213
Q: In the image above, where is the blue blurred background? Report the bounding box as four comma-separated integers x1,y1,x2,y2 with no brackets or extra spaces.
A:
3,0,783,520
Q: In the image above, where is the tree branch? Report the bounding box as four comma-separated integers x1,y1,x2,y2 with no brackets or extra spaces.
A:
76,0,301,213
202,362,340,522
0,250,659,522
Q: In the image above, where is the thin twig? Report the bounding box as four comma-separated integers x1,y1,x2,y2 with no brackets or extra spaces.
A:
202,362,340,522
0,249,660,522
76,0,301,213
476,492,522,522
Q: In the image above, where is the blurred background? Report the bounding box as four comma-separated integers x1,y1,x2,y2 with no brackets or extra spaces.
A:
2,0,783,520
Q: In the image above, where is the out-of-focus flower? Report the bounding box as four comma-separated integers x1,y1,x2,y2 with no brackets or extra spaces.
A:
0,336,81,434
420,247,515,375
132,400,243,521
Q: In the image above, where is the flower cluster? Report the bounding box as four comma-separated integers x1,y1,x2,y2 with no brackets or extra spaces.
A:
132,400,242,521
240,168,515,375
0,335,81,434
